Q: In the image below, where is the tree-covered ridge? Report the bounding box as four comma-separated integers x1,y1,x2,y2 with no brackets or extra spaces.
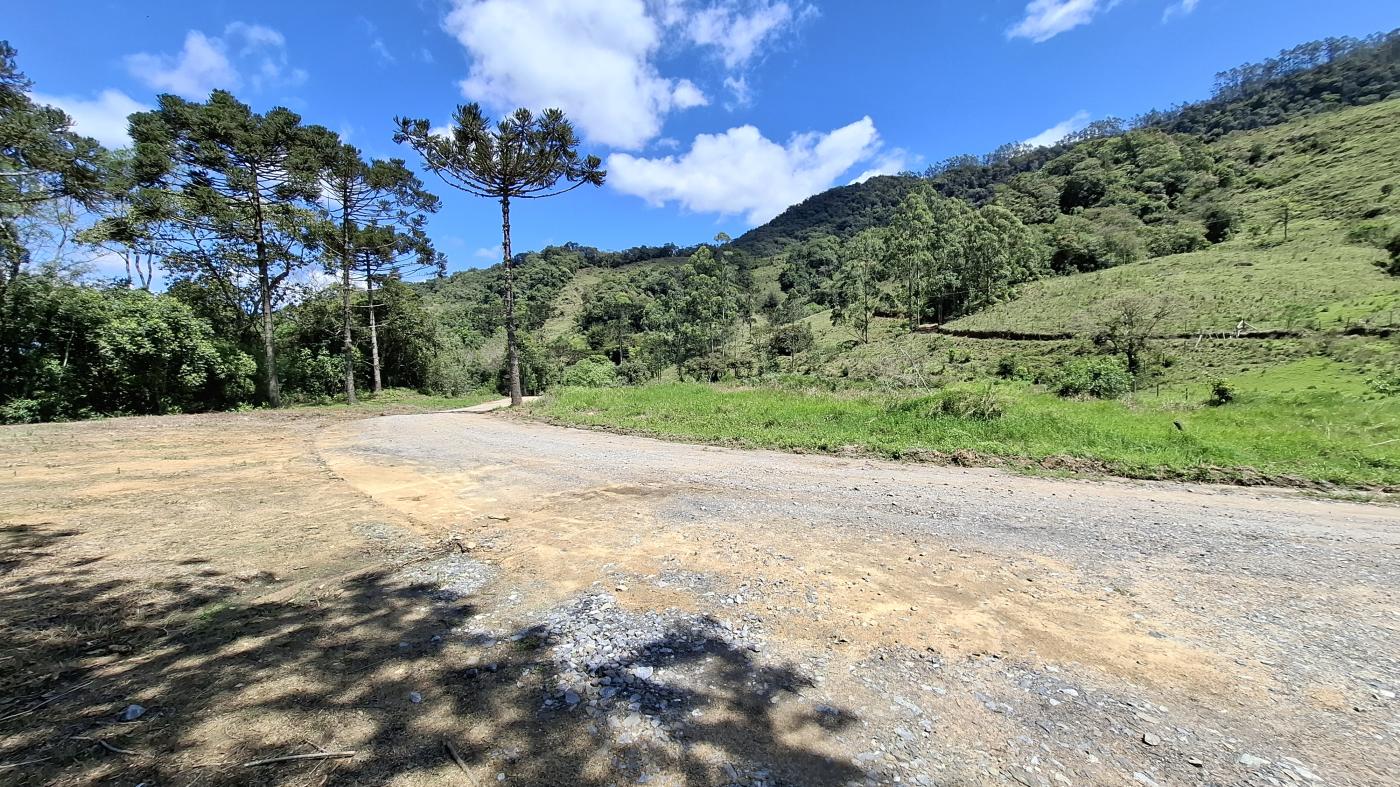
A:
3,27,1400,423
732,175,923,257
739,29,1399,256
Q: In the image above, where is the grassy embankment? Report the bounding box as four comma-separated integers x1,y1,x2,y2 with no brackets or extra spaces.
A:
532,358,1400,489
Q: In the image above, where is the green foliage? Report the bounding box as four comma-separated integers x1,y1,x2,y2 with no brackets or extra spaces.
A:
561,357,618,388
995,355,1028,379
1368,365,1400,395
1208,378,1237,406
537,380,1400,487
0,277,254,421
767,322,815,357
894,388,1007,421
1055,358,1133,399
734,175,920,256
643,247,742,378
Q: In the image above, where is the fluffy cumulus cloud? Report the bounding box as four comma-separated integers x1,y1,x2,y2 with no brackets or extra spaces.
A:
32,90,150,148
444,0,695,149
124,23,306,99
608,117,886,225
441,0,812,149
1023,110,1091,147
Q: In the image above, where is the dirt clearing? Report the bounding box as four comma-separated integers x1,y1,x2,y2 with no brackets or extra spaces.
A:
2,410,1397,786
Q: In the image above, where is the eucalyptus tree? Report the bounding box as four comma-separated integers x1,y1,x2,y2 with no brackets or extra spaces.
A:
313,137,441,402
832,228,886,343
130,90,327,407
395,104,604,405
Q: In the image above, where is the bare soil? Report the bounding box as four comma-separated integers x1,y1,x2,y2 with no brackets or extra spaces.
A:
1,409,1396,786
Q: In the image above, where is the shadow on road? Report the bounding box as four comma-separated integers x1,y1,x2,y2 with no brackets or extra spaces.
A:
0,522,863,785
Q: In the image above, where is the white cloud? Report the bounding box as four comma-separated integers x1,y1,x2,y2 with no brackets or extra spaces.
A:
1023,110,1091,147
126,31,237,97
441,0,812,149
723,75,752,108
1007,0,1115,43
474,245,504,261
686,1,806,69
672,79,709,109
608,117,886,225
1162,0,1201,21
33,89,150,148
371,38,396,64
445,0,706,149
125,23,305,99
848,147,915,184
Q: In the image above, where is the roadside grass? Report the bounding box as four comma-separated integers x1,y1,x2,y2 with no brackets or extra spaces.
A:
531,372,1400,488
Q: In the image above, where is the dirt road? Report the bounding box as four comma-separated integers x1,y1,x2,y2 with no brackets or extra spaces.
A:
2,409,1396,786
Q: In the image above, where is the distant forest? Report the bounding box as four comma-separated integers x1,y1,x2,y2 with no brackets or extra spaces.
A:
736,29,1400,255
1,29,1397,422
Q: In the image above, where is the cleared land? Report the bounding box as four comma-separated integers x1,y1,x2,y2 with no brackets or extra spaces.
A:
2,409,1397,786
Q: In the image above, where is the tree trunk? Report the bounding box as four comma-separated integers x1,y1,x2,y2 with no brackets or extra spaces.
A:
500,196,523,406
340,190,356,405
257,257,280,408
365,257,383,395
251,173,281,408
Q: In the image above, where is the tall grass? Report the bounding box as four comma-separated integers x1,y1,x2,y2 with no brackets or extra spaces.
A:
533,380,1400,488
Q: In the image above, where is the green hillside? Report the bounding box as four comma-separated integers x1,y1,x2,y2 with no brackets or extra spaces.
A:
951,99,1400,336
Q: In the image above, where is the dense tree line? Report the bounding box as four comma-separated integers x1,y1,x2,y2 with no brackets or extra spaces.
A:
0,43,473,421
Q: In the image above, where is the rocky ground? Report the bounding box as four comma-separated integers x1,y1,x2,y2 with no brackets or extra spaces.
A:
1,408,1396,786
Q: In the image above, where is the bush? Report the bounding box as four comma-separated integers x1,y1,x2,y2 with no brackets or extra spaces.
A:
0,398,44,425
892,388,1007,421
560,357,618,388
994,354,1027,379
1145,221,1210,257
1208,378,1236,406
1368,365,1400,396
1054,357,1133,399
279,348,345,403
615,359,653,385
768,322,815,357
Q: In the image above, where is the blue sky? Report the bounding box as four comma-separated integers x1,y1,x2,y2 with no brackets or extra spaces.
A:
9,1,1397,272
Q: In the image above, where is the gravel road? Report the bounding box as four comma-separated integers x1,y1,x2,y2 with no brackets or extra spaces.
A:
317,412,1400,787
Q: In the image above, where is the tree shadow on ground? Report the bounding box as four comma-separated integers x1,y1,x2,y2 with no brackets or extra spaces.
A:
0,523,865,786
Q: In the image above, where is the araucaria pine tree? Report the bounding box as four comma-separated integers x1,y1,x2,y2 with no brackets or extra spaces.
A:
394,104,604,405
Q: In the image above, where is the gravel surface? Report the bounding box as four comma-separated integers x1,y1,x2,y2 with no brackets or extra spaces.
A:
323,412,1400,786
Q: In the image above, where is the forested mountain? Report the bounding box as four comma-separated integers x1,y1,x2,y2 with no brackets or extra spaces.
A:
738,29,1399,255
3,28,1399,422
732,175,921,256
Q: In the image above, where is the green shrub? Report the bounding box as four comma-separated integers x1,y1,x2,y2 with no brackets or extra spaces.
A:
892,388,1007,421
616,359,653,385
0,398,44,424
1369,365,1400,395
561,357,618,388
994,354,1027,379
1208,378,1237,406
1054,357,1132,399
1146,221,1210,257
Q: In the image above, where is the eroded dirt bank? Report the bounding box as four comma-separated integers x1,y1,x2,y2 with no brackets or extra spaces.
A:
1,410,1396,786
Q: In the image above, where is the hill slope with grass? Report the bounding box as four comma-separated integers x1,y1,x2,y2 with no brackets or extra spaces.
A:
949,98,1400,337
